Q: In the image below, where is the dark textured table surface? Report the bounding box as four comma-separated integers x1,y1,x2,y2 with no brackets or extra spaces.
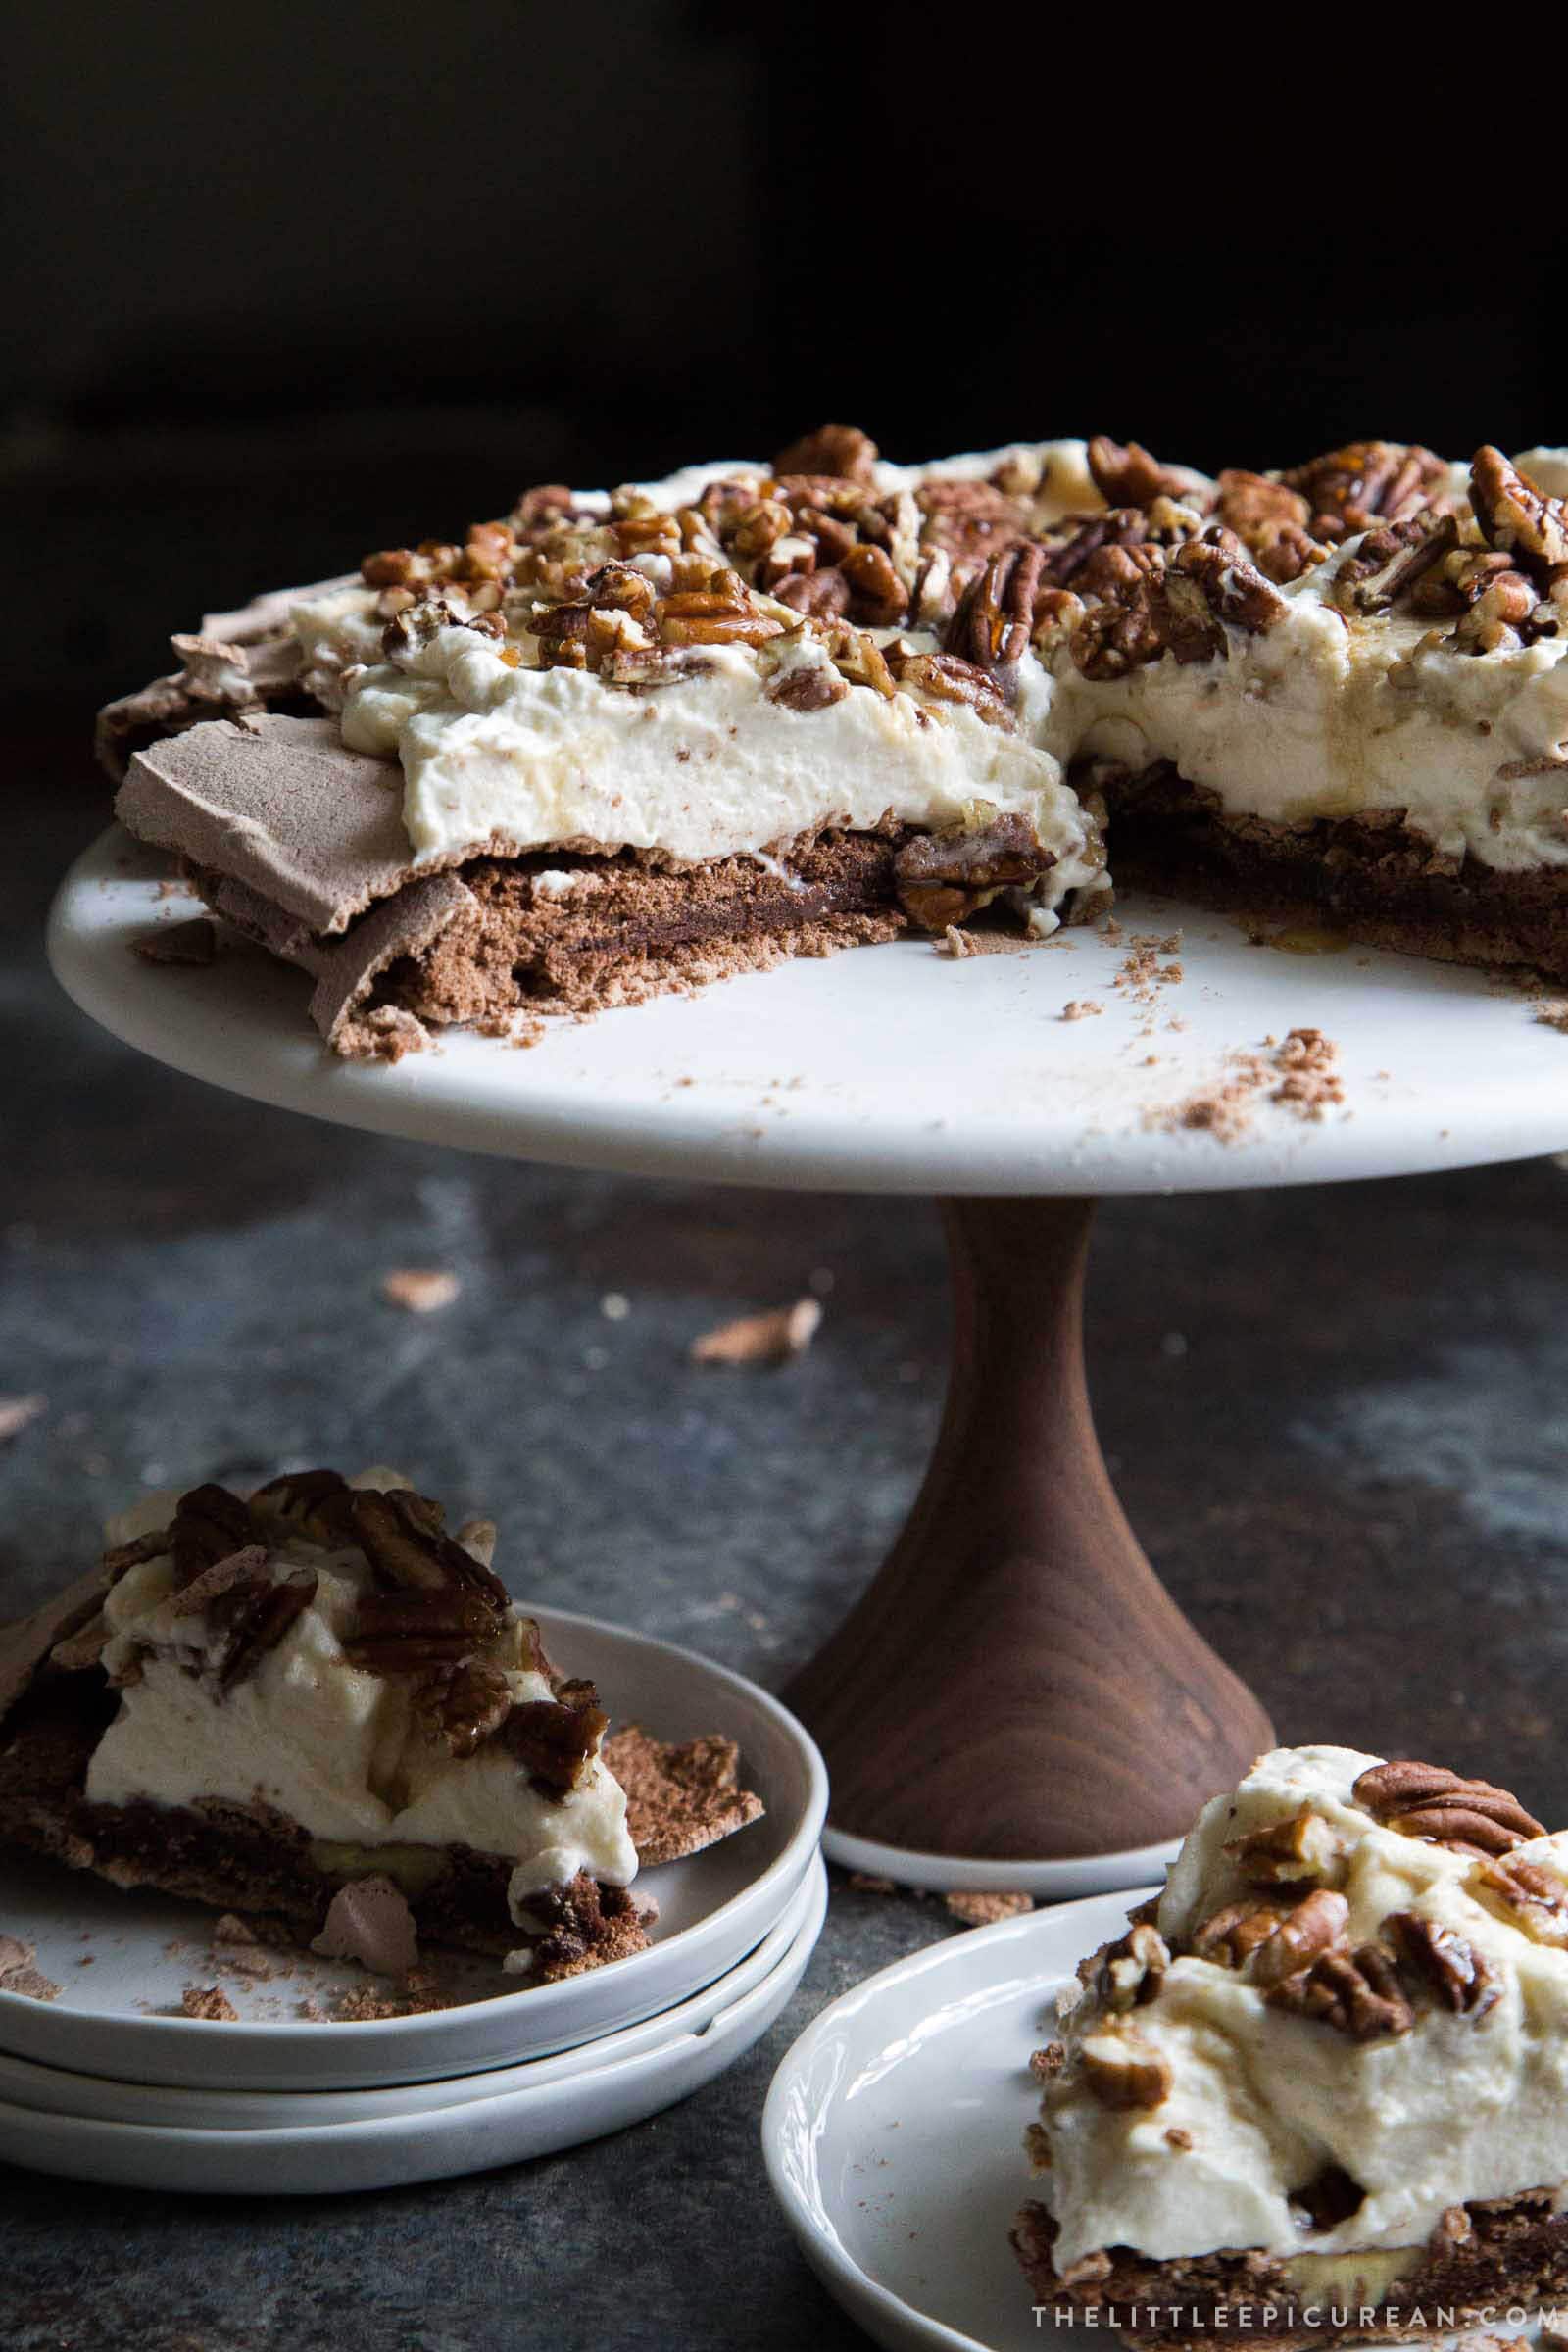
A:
6,731,1568,2351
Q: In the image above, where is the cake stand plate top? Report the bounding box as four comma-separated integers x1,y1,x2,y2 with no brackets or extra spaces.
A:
49,827,1568,1197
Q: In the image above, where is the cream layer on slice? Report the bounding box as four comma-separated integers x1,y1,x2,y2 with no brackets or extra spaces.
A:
1035,1743,1568,2275
293,442,1568,904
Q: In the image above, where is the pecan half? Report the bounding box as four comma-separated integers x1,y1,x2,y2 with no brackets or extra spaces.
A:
1225,1808,1347,1886
497,1685,610,1796
774,567,851,620
1092,1921,1170,2012
945,542,1046,696
1384,1910,1499,2015
210,1565,318,1692
170,1485,260,1591
1165,536,1287,638
840,542,907,626
1470,447,1568,590
415,1658,514,1757
249,1468,353,1546
341,1588,503,1677
347,1488,510,1618
1249,1889,1351,1988
1088,437,1208,513
765,660,850,711
1352,1759,1544,1854
1266,1941,1414,2037
771,424,878,484
887,648,1012,726
893,809,1055,931
1080,2024,1172,2111
1282,441,1449,542
1469,1854,1568,1947
1191,1898,1291,1969
1337,512,1460,614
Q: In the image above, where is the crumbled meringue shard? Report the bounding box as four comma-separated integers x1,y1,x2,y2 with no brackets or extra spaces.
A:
1023,1743,1568,2294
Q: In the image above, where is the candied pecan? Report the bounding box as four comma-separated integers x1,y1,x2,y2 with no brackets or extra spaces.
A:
1266,1941,1413,2037
1091,1921,1170,2012
498,1688,610,1796
1070,591,1162,681
823,626,897,699
1470,447,1568,589
1384,1910,1499,2015
249,1468,353,1545
765,662,849,712
916,476,1029,564
774,567,850,620
945,542,1047,697
1225,1808,1347,1886
1337,512,1460,613
1469,1854,1568,1947
886,646,1009,724
840,541,907,625
793,505,858,564
894,809,1054,931
1080,2025,1171,2110
1166,536,1287,638
1213,469,1311,543
728,497,793,562
771,424,878,483
1147,564,1225,665
1454,570,1540,654
210,1565,318,1692
170,1485,259,1591
347,1488,510,1615
415,1658,514,1757
1190,1898,1289,1967
1087,437,1208,512
1282,441,1449,541
1352,1759,1544,1853
511,484,579,534
1250,1889,1351,1988
340,1588,502,1676
661,586,785,649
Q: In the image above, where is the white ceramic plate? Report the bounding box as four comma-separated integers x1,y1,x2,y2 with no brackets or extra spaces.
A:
0,1854,820,2130
762,1886,1152,2352
0,1608,826,2090
821,1824,1179,1901
0,1854,825,2192
50,828,1568,1198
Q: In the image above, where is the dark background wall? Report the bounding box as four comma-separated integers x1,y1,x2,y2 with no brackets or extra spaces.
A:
5,4,1564,705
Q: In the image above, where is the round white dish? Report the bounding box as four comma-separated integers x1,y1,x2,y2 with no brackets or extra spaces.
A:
0,1852,825,2192
0,1607,826,2090
762,1886,1153,2352
50,828,1568,1199
0,1853,820,2130
821,1824,1179,1900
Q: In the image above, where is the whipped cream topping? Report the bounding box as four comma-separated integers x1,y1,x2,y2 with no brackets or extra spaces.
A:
292,441,1568,900
88,1470,636,1960
1036,1744,1568,2273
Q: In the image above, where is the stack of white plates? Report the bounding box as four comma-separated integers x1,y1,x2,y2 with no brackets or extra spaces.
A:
0,1608,827,2192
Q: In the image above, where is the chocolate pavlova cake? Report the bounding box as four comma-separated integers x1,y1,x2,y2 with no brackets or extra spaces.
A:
99,429,1568,1057
0,1467,761,1982
1014,1742,1568,2348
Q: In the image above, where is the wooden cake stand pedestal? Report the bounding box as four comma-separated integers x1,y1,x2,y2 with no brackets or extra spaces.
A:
50,829,1568,1892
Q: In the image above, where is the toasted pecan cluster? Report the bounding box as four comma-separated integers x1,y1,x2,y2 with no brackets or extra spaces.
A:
1055,1753,1554,2109
71,1472,606,1801
352,431,1568,744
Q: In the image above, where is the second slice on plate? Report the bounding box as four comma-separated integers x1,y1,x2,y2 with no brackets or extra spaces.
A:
1017,1741,1568,2346
0,1465,762,1992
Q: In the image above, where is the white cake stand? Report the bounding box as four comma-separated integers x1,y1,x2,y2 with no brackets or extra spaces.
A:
47,826,1568,1894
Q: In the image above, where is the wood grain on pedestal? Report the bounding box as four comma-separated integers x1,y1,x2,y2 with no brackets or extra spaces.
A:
785,1196,1275,1860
